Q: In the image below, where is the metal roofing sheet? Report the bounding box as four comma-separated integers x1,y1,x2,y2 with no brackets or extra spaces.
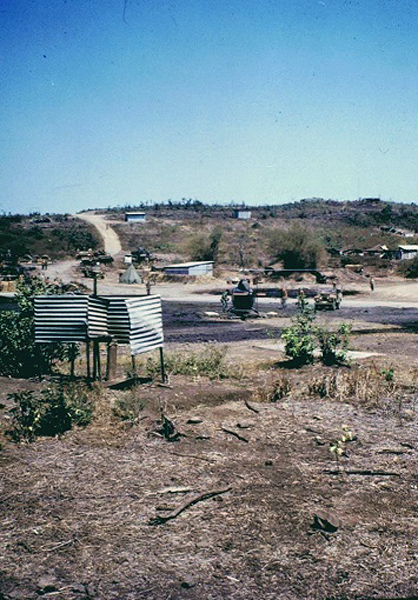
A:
34,294,164,354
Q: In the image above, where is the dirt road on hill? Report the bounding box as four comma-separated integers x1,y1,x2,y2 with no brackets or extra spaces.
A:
77,211,122,256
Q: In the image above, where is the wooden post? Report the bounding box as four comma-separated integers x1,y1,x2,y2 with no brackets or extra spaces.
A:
106,341,117,381
159,347,167,383
131,354,136,375
96,341,101,380
92,340,101,381
86,340,91,379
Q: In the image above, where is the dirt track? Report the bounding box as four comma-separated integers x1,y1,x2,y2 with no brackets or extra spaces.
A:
76,212,122,256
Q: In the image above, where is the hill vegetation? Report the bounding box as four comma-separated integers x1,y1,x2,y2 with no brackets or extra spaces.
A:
108,198,418,270
106,196,418,230
0,214,101,261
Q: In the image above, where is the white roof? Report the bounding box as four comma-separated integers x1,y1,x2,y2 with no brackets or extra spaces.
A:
398,245,418,251
164,261,214,268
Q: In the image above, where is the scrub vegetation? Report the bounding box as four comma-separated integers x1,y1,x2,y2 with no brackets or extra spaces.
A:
0,214,101,261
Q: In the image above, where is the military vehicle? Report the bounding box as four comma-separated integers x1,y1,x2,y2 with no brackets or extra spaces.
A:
314,289,342,310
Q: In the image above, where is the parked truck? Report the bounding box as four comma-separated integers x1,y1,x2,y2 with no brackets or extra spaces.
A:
314,288,342,310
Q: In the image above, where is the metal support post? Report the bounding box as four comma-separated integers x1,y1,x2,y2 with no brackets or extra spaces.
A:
159,347,167,383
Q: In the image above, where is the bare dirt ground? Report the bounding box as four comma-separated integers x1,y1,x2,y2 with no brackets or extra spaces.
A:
2,217,418,600
1,360,418,600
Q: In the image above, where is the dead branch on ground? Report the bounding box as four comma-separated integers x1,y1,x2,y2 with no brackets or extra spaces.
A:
324,469,400,477
244,399,259,413
149,487,232,525
221,427,249,443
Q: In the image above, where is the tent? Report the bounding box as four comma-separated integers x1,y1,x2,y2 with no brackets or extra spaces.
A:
119,264,142,284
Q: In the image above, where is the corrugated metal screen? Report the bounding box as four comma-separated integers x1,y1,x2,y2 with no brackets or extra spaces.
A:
126,296,164,355
87,297,108,338
34,296,89,342
34,295,164,354
106,297,130,343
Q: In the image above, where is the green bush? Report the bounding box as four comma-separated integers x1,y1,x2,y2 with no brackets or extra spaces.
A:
315,323,351,366
7,382,94,442
185,227,223,264
0,276,77,378
269,223,326,269
282,309,352,367
282,312,316,366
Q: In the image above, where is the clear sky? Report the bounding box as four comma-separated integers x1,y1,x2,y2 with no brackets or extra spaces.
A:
1,0,418,214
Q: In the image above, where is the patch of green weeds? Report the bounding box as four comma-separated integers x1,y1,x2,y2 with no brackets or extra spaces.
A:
112,391,147,424
7,381,95,442
145,344,243,380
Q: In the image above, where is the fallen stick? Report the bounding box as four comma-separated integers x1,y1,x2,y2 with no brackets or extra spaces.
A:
377,449,410,455
324,469,400,477
41,539,74,553
221,427,249,443
164,450,216,463
149,487,232,525
244,399,259,414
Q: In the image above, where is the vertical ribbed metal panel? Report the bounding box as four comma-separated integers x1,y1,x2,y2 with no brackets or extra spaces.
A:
106,298,130,343
87,297,108,338
34,295,89,342
125,295,164,355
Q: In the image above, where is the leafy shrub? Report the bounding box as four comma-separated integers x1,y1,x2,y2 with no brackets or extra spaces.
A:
315,323,351,366
282,306,352,367
282,312,316,366
0,276,77,377
7,382,94,442
269,223,326,269
185,227,223,263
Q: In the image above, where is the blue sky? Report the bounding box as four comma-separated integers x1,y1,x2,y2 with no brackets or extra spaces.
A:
1,0,418,214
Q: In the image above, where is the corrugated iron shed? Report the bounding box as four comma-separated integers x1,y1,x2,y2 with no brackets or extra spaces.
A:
34,294,164,355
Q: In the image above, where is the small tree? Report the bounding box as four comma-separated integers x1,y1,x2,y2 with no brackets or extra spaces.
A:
186,227,223,264
315,323,351,366
282,302,351,367
0,276,76,377
282,310,316,366
269,223,326,269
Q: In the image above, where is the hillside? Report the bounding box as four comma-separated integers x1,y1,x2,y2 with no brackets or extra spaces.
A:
101,198,418,271
105,197,418,230
0,214,102,262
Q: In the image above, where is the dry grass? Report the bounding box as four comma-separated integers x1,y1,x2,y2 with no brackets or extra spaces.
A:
1,355,418,599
